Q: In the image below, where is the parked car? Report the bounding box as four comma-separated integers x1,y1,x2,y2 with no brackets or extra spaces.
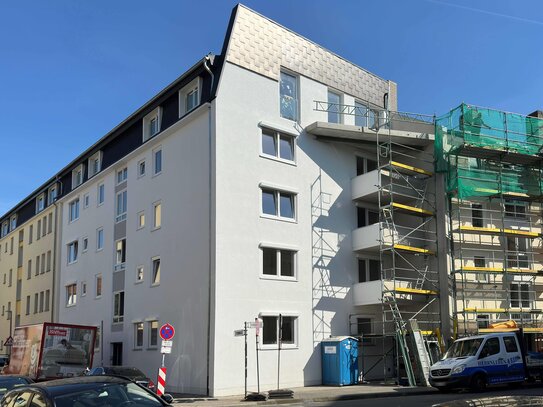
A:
87,366,156,391
0,375,34,397
0,375,173,407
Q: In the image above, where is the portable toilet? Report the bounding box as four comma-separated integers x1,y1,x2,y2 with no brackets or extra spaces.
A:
321,336,359,386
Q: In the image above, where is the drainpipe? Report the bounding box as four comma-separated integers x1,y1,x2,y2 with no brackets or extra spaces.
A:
203,54,215,95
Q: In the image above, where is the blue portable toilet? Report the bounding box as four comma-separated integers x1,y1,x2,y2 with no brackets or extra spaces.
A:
321,336,359,386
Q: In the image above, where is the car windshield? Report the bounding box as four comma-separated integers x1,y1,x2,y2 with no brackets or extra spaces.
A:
109,367,145,378
0,377,31,395
445,338,484,358
53,382,163,407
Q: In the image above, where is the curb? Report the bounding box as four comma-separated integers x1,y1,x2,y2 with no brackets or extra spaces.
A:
172,388,438,406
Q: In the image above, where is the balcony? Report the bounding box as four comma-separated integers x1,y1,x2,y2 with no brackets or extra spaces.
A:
353,279,438,306
352,223,436,254
307,101,434,147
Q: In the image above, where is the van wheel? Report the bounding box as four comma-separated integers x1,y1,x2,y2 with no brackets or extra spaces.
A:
470,373,487,392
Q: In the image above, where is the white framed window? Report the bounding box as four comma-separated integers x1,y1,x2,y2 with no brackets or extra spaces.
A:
505,200,527,219
279,71,298,121
115,239,126,271
1,222,7,237
72,164,85,189
355,317,374,344
261,128,295,163
116,167,128,184
69,198,80,222
153,202,161,229
25,295,30,315
96,228,104,251
134,322,144,348
113,291,124,323
137,211,145,229
48,184,58,204
81,281,87,296
358,259,380,283
261,247,296,279
36,194,45,213
83,193,90,209
28,225,33,244
97,183,105,206
45,290,50,312
67,241,78,264
354,101,376,128
148,321,158,348
41,291,46,312
261,314,298,348
9,216,16,231
95,274,102,298
510,283,532,308
153,148,162,175
151,257,161,286
261,187,296,220
138,160,146,177
116,190,127,222
46,251,51,271
143,107,162,142
179,77,200,116
327,90,342,124
82,237,88,252
66,284,77,306
136,265,144,283
473,256,489,282
88,151,102,178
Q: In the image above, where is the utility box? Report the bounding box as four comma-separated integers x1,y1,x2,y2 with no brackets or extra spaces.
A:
321,336,359,386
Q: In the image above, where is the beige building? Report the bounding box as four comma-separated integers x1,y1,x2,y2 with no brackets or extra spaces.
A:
0,189,58,356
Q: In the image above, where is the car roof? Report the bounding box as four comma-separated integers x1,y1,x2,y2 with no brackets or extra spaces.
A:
18,375,134,397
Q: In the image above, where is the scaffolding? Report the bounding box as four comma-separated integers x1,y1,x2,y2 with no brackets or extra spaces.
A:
314,100,441,385
436,103,543,335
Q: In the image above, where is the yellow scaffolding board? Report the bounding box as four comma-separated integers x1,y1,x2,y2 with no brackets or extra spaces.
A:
463,307,541,314
393,244,434,255
391,202,433,217
479,327,543,334
395,287,438,296
459,266,537,274
458,225,539,238
390,161,433,177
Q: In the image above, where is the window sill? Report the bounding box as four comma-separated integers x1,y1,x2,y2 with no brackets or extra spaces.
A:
67,260,78,266
135,280,144,285
260,275,298,282
151,283,160,287
69,219,79,224
147,346,158,351
259,154,297,167
97,202,104,207
260,214,297,224
95,296,102,300
152,171,162,178
133,347,143,351
66,304,77,308
96,248,104,252
260,344,298,351
151,226,161,232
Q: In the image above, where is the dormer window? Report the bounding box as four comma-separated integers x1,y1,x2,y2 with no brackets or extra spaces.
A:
143,107,162,142
88,151,102,178
72,164,84,189
9,216,16,231
179,77,200,116
48,184,58,204
36,194,45,213
1,222,8,237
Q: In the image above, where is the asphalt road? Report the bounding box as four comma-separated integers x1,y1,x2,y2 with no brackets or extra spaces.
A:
299,385,543,407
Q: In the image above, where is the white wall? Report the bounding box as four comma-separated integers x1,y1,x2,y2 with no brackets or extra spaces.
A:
58,107,211,395
212,62,364,395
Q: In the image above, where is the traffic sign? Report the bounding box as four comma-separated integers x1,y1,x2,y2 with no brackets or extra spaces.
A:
159,323,175,341
160,346,172,354
4,336,13,346
234,329,245,337
247,322,258,328
161,340,173,347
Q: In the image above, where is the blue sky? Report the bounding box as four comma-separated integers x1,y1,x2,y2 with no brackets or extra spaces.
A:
1,0,542,215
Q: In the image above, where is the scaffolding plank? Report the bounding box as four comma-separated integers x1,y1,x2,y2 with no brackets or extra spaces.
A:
459,266,538,274
463,307,542,313
391,202,433,217
458,225,539,238
395,287,438,296
393,244,434,255
390,161,433,177
479,327,543,333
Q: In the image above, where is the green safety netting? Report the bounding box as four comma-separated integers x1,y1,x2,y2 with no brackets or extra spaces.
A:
435,103,543,199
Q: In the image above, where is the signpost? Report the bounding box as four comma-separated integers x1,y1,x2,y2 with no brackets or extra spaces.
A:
4,336,13,347
235,319,265,401
157,323,175,396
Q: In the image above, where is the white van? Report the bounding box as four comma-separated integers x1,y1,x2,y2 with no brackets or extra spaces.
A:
429,333,526,391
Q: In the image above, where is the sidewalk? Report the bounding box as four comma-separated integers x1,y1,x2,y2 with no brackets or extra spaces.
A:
170,384,438,406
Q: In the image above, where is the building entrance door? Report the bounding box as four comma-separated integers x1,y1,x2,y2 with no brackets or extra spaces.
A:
111,342,123,366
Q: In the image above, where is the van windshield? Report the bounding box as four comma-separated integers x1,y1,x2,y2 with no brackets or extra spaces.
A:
445,338,484,358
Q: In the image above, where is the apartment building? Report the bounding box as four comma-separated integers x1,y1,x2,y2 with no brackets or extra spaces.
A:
2,3,542,397
0,189,58,357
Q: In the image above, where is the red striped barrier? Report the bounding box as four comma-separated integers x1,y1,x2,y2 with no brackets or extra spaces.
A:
157,367,167,396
